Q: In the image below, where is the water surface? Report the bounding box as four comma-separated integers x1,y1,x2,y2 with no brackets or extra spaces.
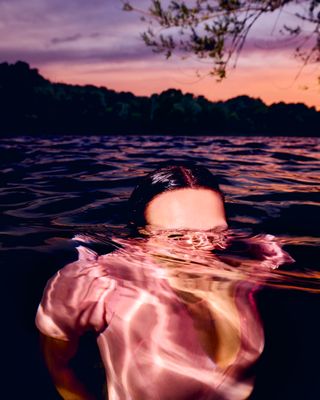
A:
1,135,319,399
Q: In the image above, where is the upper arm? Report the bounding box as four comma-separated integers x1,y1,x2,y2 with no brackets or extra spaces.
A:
35,244,115,341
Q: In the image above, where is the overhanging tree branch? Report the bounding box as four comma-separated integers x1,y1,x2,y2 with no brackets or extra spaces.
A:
121,0,320,83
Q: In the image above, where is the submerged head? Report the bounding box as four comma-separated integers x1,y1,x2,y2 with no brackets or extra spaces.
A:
127,162,227,237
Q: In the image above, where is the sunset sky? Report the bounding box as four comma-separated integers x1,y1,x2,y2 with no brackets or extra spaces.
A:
1,0,319,109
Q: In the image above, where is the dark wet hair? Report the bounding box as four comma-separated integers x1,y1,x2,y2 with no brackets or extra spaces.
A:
127,161,224,237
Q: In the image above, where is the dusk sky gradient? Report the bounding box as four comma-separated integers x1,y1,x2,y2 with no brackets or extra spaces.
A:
1,0,319,109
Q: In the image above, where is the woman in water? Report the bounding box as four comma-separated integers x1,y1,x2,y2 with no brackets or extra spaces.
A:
35,163,293,400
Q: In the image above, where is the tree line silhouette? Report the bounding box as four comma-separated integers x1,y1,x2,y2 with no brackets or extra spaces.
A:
0,61,319,136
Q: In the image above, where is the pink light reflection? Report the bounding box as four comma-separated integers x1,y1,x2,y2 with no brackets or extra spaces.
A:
36,231,296,399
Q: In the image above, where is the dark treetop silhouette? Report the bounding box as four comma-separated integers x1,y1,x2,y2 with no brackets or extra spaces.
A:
0,61,319,136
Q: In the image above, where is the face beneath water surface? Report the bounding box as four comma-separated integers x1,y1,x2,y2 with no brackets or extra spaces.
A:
144,188,228,232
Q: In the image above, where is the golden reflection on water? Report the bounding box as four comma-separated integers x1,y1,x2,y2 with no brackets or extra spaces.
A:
36,228,320,400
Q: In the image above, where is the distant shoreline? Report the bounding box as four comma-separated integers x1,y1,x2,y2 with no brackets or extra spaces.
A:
1,61,319,137
1,133,319,138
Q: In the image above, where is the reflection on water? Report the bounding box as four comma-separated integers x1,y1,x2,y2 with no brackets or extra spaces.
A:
83,227,320,293
36,228,316,399
1,135,319,399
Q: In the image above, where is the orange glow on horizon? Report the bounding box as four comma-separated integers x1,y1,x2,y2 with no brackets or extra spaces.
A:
39,59,320,111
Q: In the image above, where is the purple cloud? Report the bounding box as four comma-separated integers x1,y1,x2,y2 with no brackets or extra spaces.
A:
0,0,314,69
0,45,160,65
51,34,83,45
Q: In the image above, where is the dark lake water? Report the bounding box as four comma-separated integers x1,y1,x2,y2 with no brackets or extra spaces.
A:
1,135,319,399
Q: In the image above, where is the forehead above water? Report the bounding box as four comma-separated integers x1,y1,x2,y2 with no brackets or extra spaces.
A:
144,187,227,231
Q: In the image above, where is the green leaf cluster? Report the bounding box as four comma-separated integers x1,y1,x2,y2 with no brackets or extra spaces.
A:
124,0,320,82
